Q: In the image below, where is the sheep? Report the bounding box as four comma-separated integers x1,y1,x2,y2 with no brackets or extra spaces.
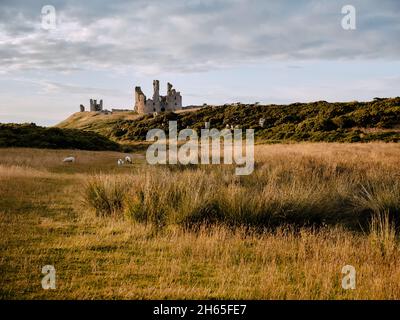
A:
63,156,75,163
117,159,124,166
125,156,132,164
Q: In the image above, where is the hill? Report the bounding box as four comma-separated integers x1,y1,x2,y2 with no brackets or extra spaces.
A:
56,111,141,137
57,98,400,143
0,123,120,151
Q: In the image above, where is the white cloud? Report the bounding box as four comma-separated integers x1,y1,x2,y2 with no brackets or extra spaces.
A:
0,0,398,74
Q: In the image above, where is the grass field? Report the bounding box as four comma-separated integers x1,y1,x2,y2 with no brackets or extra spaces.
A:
1,143,400,299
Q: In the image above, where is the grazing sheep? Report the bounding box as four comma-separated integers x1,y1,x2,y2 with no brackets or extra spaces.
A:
63,156,75,163
125,156,132,164
117,159,124,166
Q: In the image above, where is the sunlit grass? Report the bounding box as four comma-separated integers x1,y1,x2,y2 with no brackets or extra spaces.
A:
1,143,400,299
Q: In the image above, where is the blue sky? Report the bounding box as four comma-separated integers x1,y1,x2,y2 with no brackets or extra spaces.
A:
0,0,399,126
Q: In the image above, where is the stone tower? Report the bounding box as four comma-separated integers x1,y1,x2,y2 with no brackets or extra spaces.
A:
89,99,103,112
152,80,161,111
134,80,182,114
134,87,147,114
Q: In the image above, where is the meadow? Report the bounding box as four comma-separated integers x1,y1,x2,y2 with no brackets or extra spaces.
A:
1,143,400,299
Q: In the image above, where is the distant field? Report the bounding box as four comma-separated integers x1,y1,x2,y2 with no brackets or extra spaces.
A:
1,143,400,299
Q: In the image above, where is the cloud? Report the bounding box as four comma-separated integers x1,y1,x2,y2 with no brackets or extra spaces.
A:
4,76,125,96
0,0,399,75
39,81,125,96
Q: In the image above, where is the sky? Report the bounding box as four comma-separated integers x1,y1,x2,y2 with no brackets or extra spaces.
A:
0,0,399,126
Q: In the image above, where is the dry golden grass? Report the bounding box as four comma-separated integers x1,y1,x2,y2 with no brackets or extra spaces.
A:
84,142,400,230
56,111,141,130
57,108,199,131
1,143,400,299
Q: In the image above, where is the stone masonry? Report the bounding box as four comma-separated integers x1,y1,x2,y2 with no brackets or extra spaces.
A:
89,99,103,112
134,80,182,114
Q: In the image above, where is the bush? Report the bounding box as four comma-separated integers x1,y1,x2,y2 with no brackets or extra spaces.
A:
106,97,400,143
0,123,120,151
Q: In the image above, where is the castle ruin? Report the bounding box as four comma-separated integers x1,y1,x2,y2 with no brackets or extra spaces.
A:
135,80,182,114
79,99,104,112
90,99,103,112
79,81,182,115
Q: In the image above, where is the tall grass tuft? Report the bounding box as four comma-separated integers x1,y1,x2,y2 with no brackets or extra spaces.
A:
83,174,129,217
369,211,397,257
83,143,400,231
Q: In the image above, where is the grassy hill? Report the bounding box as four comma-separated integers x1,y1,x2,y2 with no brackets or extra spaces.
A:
0,123,120,151
56,111,141,137
57,98,400,143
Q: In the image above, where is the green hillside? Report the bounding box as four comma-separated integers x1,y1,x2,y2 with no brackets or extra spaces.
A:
58,98,400,143
0,123,120,151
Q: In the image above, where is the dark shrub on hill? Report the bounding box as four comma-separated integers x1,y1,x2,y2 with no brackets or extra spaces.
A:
0,123,120,151
61,97,400,143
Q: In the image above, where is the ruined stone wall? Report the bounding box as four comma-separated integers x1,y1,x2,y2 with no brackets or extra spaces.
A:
134,87,148,113
135,80,182,114
166,83,182,111
146,99,156,112
89,99,103,112
90,99,95,111
153,80,160,101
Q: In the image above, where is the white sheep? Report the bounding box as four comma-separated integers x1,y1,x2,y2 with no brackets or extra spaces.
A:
63,156,75,163
125,156,132,164
117,159,124,166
